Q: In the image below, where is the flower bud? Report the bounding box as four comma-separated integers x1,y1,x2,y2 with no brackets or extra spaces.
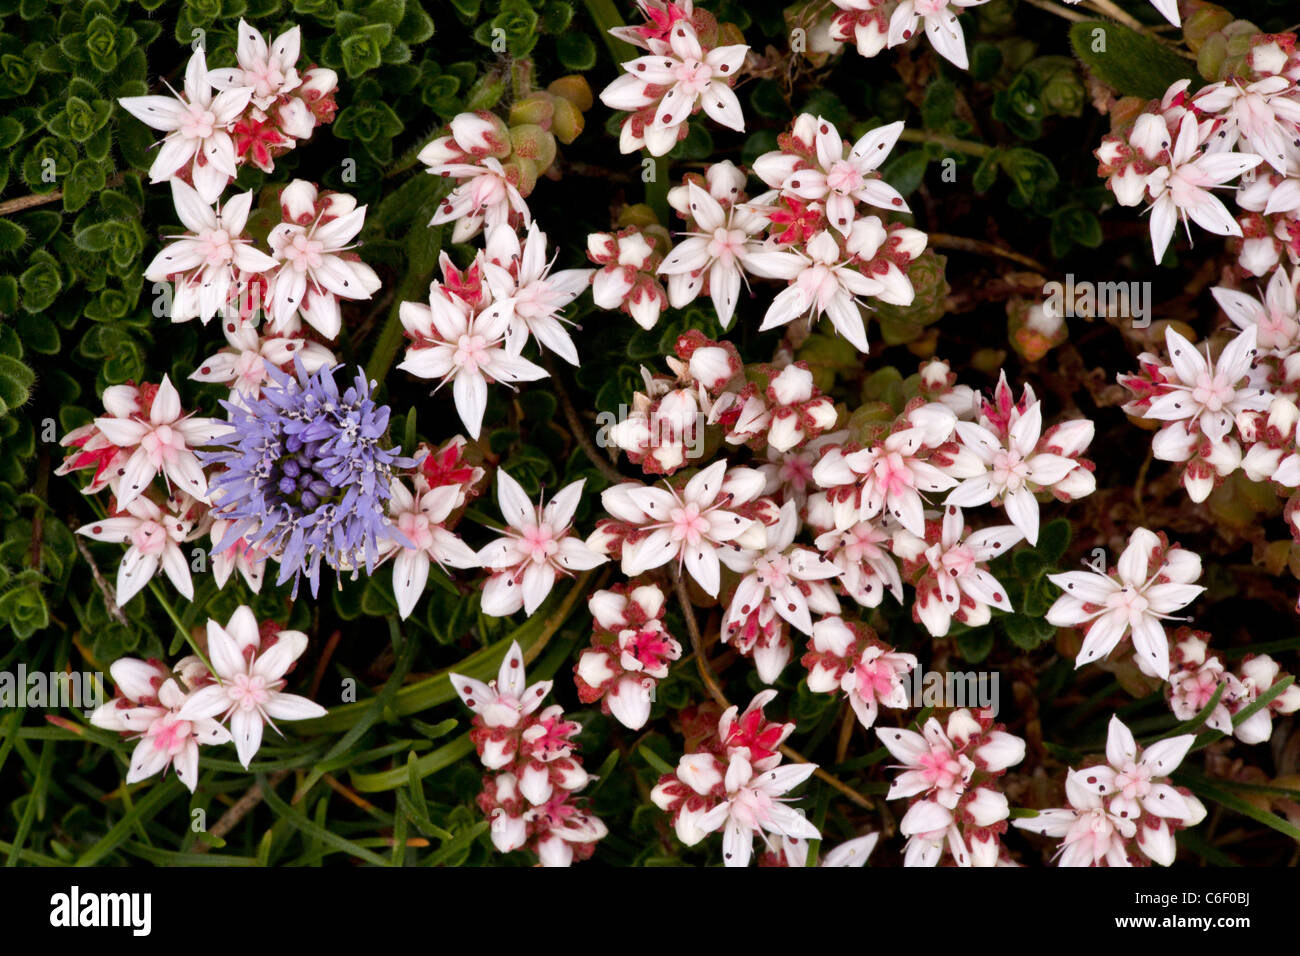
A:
767,408,804,452
549,94,586,145
450,110,511,158
687,345,736,391
279,179,319,224
769,364,815,405
508,124,557,170
548,75,594,112
509,92,555,129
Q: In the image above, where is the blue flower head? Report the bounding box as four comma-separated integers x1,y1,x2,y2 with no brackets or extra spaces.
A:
203,358,415,597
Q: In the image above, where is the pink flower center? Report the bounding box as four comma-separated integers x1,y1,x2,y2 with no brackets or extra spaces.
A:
285,233,325,271
668,502,709,545
398,512,435,551
1190,371,1232,411
1106,586,1150,623
918,744,963,790
130,520,170,556
141,423,185,466
228,673,271,711
991,448,1028,490
200,228,235,265
826,160,863,195
673,59,713,95
181,105,217,140
1114,760,1152,800
146,713,192,756
1258,310,1298,349
454,333,489,373
940,545,976,579
873,451,913,497
624,627,674,669
519,523,559,563
706,227,746,263
854,657,897,700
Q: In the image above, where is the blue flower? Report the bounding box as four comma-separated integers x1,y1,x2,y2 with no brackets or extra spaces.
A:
203,359,414,596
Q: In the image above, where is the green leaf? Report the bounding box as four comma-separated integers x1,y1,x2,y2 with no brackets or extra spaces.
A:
1002,613,1055,651
0,354,35,414
1036,518,1071,564
1068,21,1197,101
0,218,25,252
1177,772,1300,844
638,744,674,776
556,30,596,71
972,148,1002,192
999,148,1058,203
880,149,929,198
955,627,994,663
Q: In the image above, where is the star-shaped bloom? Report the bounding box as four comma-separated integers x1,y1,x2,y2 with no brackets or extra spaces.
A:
477,472,606,617
802,616,916,728
209,517,269,593
1145,112,1262,262
209,19,303,110
1143,326,1268,443
811,403,963,536
177,606,328,767
599,20,748,156
90,660,231,792
397,279,547,439
77,497,196,605
1194,75,1300,175
1014,715,1203,866
382,476,479,620
418,113,529,243
117,49,254,202
878,713,1022,809
810,503,904,607
190,316,335,406
431,156,532,243
1046,528,1205,680
723,500,841,637
887,0,991,71
481,222,594,364
947,401,1085,544
265,181,382,339
658,181,774,327
1014,767,1139,867
449,641,553,730
595,460,770,597
91,375,229,509
906,506,1023,638
768,118,908,232
1211,267,1300,355
683,753,821,867
752,227,893,351
878,709,1024,866
144,181,279,325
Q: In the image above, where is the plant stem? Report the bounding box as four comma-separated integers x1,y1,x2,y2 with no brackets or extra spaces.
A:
896,128,992,158
193,768,292,854
0,173,126,216
364,268,431,384
146,579,213,673
1021,0,1091,22
582,0,636,64
546,357,624,483
1083,0,1144,30
926,232,1048,273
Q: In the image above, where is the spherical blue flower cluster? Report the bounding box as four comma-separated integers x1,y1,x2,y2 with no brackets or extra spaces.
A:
204,359,414,597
